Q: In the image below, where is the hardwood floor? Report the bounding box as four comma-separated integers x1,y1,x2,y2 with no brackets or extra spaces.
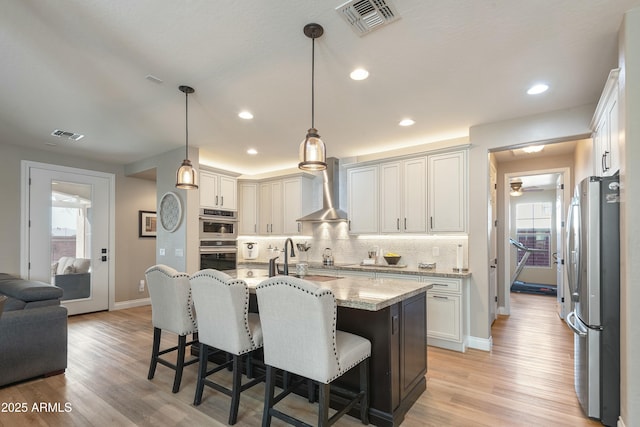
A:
0,292,600,426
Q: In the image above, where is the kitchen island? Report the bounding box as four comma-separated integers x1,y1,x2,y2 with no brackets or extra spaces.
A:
232,268,431,427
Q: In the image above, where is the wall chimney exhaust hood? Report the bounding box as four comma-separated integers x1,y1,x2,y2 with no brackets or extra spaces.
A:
298,157,348,222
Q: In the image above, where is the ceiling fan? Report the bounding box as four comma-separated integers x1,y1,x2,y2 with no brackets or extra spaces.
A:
509,179,544,196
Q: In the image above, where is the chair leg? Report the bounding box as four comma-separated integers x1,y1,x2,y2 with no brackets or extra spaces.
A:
359,359,370,425
262,365,276,427
318,382,330,427
147,327,161,380
193,343,209,405
172,334,187,393
229,354,243,425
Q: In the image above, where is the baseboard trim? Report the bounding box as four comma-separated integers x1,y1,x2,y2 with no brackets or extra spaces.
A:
467,335,492,351
112,297,150,310
618,416,626,427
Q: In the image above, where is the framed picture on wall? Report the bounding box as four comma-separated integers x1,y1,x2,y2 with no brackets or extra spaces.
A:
139,210,157,238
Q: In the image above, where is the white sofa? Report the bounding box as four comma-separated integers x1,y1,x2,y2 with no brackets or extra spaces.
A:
51,257,91,300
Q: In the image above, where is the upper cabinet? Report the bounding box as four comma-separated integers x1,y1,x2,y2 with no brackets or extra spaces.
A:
346,149,468,235
259,180,283,235
592,69,620,177
239,174,319,236
428,151,467,233
380,158,427,233
347,165,379,234
200,170,237,210
238,182,258,235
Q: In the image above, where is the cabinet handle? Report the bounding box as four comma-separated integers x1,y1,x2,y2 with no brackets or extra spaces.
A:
404,218,407,230
215,195,219,206
433,295,449,300
430,216,433,229
602,151,610,172
348,220,351,231
433,283,447,287
397,218,400,230
254,224,257,233
220,196,224,206
298,222,301,232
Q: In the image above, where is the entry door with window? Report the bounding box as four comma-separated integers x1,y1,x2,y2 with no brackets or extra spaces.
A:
25,162,113,315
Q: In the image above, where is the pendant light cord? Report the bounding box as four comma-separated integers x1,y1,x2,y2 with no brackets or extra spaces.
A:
185,91,189,159
311,35,315,129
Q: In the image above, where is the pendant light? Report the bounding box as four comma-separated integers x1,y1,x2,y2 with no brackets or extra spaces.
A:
298,23,327,171
175,85,198,189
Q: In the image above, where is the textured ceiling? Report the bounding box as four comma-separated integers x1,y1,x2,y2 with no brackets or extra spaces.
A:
2,1,639,175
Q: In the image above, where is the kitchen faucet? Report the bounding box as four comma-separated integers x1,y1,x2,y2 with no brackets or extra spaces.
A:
283,238,296,276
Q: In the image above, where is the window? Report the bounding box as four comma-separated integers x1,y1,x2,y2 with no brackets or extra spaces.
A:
515,202,552,267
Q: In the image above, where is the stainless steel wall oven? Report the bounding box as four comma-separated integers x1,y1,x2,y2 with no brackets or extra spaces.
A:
199,239,237,271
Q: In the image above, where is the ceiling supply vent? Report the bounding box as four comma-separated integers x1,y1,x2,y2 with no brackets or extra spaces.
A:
336,0,400,36
51,129,85,141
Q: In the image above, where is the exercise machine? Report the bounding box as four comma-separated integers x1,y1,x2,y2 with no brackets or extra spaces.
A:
509,238,557,295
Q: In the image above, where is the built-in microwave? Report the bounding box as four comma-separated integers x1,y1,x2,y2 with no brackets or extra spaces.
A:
199,208,237,240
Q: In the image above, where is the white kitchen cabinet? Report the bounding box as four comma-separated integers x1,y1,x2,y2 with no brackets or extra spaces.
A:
252,174,318,236
282,176,316,235
380,158,426,233
347,165,379,234
259,180,283,235
424,276,467,352
428,151,467,233
592,68,620,176
238,182,258,235
200,170,237,210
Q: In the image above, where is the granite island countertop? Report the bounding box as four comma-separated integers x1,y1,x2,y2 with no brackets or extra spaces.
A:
230,268,432,311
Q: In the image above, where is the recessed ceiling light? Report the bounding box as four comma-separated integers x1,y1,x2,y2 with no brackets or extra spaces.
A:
238,111,254,120
350,68,369,81
527,83,549,95
247,148,258,155
399,119,415,127
522,145,544,153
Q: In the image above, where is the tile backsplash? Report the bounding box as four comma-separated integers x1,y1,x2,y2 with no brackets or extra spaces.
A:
238,222,467,270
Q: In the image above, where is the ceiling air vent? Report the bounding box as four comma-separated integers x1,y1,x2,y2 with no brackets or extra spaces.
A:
336,0,400,36
51,129,85,141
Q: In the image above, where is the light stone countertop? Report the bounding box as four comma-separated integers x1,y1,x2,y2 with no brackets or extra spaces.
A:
230,268,432,311
237,261,471,279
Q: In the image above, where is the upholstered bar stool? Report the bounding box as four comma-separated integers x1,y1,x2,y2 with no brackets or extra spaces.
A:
256,276,371,427
190,269,264,425
144,264,198,393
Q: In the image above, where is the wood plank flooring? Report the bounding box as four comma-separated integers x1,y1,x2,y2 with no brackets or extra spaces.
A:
0,292,600,426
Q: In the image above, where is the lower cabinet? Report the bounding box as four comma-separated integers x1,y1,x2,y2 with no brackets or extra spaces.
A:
423,276,467,352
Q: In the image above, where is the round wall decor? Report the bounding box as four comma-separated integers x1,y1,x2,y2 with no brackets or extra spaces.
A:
159,191,182,232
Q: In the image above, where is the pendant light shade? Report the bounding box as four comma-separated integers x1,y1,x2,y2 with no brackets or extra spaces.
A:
176,85,198,190
299,23,327,171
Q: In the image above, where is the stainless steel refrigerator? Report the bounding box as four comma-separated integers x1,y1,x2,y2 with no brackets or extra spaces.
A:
565,175,620,426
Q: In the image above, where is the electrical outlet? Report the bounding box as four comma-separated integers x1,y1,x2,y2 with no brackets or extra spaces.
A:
175,248,184,257
432,247,440,257
138,279,145,293
159,248,165,256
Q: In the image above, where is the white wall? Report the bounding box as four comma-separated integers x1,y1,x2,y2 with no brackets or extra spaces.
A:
618,8,640,426
468,104,594,344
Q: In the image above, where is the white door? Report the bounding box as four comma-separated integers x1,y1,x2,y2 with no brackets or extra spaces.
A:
555,174,567,318
25,162,113,315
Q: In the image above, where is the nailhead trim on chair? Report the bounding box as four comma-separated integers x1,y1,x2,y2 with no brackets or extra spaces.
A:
190,271,259,355
256,277,364,383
